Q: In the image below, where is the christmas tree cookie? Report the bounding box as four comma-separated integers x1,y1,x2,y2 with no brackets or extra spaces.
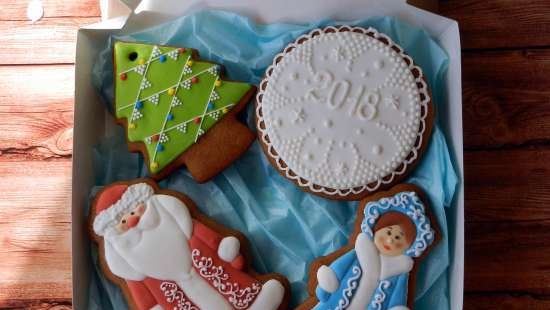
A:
114,41,256,181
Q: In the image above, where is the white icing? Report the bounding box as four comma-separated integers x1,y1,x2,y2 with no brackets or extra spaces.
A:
317,265,340,293
256,26,430,196
349,233,380,310
218,236,240,262
379,254,413,280
388,307,410,310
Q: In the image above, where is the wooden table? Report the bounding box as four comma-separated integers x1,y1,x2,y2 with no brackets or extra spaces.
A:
0,0,548,309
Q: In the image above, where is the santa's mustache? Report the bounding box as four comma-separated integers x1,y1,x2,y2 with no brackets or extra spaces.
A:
108,204,160,248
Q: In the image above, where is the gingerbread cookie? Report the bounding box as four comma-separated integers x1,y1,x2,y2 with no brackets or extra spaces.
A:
89,179,290,310
114,41,256,181
297,184,438,310
256,26,434,200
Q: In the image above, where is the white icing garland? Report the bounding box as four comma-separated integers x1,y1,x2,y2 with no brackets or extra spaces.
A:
329,265,362,310
191,249,261,309
371,280,391,310
93,183,154,236
256,26,431,197
160,282,199,310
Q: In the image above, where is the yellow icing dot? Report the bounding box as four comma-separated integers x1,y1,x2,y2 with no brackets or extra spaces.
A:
215,80,222,87
186,60,194,66
222,108,229,114
128,123,136,129
138,58,146,65
151,162,159,170
168,88,175,96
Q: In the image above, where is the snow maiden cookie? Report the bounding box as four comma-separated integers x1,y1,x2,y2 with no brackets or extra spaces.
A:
89,179,289,310
256,26,434,200
297,184,439,310
114,42,256,181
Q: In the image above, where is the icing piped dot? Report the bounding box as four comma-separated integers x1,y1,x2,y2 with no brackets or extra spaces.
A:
374,60,384,70
324,119,333,128
373,145,383,155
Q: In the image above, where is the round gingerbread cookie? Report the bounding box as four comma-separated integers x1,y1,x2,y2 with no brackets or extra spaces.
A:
256,26,434,200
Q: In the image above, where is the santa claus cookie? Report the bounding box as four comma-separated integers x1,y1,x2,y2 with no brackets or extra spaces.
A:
89,179,289,310
297,184,438,310
114,41,256,181
256,26,434,200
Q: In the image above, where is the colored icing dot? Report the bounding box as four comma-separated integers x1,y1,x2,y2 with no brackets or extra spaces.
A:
151,162,159,169
120,73,127,80
194,117,201,124
156,144,164,152
167,113,174,121
139,58,146,65
135,101,143,109
186,60,194,66
178,47,186,54
152,134,160,142
168,88,175,96
128,123,136,129
215,80,222,87
207,102,214,110
222,108,229,114
159,55,167,63
191,77,199,84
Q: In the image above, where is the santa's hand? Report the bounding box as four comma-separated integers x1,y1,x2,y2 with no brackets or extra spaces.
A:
218,236,240,263
149,305,163,310
317,265,339,296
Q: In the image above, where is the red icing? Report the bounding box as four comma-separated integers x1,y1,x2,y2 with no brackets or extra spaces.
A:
120,73,127,81
95,184,128,215
192,220,245,269
127,215,140,228
191,76,199,84
194,117,201,124
178,47,186,54
152,134,160,142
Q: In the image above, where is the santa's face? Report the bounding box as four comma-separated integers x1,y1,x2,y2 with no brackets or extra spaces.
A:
374,225,411,256
115,203,146,233
106,196,194,281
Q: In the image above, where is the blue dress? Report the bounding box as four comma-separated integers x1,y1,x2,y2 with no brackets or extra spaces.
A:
313,249,410,310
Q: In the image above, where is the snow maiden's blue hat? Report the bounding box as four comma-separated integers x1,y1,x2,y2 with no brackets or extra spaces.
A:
360,191,435,257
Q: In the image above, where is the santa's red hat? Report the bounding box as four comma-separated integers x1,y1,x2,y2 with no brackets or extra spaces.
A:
93,183,154,236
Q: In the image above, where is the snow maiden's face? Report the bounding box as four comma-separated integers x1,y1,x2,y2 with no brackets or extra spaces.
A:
372,212,416,257
374,225,412,256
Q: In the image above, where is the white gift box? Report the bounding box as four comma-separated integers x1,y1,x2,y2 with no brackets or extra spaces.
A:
72,0,463,308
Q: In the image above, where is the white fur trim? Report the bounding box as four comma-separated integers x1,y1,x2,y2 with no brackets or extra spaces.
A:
149,305,163,310
93,183,154,236
379,254,413,280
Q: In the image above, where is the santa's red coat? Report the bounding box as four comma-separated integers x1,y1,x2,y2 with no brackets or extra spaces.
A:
126,220,260,310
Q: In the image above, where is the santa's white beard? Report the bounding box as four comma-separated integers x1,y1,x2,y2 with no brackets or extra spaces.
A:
107,199,193,282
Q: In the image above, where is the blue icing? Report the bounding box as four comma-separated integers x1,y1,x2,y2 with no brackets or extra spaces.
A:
368,273,409,310
315,250,361,307
361,191,435,257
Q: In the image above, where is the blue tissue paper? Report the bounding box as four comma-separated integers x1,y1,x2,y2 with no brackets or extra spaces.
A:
90,10,458,310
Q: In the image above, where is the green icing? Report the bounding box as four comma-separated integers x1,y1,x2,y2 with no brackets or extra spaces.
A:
114,41,253,174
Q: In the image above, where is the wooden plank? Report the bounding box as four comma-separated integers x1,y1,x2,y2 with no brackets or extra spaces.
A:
0,0,100,20
0,160,72,304
0,65,74,160
464,294,550,310
465,149,550,222
466,219,550,295
0,17,99,65
0,299,71,309
440,0,550,49
462,49,550,149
